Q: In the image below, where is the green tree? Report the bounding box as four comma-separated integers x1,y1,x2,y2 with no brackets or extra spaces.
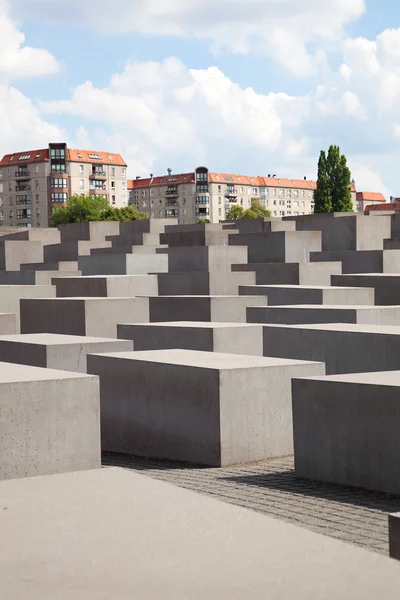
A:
314,145,353,213
226,205,245,220
51,195,147,226
248,199,271,218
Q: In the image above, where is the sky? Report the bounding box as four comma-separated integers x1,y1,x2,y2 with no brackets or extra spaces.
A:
2,0,400,197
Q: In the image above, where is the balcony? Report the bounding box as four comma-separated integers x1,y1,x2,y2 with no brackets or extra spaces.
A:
89,170,106,180
166,200,178,207
196,185,209,193
16,199,31,206
196,208,210,217
15,184,31,192
225,189,237,199
165,188,179,197
15,170,31,180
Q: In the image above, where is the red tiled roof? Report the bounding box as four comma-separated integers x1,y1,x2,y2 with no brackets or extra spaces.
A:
128,173,195,189
356,192,386,203
0,149,49,166
366,203,398,212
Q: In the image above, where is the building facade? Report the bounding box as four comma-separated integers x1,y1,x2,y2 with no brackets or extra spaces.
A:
128,167,358,224
0,143,128,228
356,192,386,212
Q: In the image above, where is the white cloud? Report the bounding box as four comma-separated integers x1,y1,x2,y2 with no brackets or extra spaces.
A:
11,0,365,77
0,0,58,80
350,161,391,199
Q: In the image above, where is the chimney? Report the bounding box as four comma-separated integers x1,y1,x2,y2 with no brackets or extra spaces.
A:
304,176,307,180
167,168,172,176
136,176,141,180
150,173,154,179
268,174,271,178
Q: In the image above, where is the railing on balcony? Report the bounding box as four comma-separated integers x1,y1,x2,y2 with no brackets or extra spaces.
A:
196,185,209,193
165,188,179,196
16,199,31,205
166,200,178,207
90,170,106,179
15,185,31,192
15,170,31,179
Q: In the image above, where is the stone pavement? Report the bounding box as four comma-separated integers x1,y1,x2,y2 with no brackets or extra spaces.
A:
103,453,400,555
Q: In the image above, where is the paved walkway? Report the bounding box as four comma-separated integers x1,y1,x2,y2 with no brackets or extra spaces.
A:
103,454,400,555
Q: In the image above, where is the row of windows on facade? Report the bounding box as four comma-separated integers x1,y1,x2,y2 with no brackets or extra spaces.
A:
0,165,127,177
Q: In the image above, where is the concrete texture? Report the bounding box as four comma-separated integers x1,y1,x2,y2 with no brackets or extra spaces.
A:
262,323,400,374
117,322,263,355
20,297,149,338
43,240,112,262
90,244,168,256
21,260,79,272
167,245,248,272
232,261,342,286
0,270,81,286
0,285,56,333
0,240,44,271
0,228,60,245
78,253,169,275
160,228,235,247
292,371,400,494
0,313,17,333
53,275,158,298
0,362,100,481
389,513,400,560
147,295,265,323
331,273,400,305
247,305,400,325
239,284,375,306
0,333,133,372
157,271,256,295
229,231,322,263
87,349,324,465
3,467,400,599
59,221,120,242
106,232,161,247
286,213,391,251
310,250,385,274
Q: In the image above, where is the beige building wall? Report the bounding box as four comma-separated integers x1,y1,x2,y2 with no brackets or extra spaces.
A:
68,162,128,208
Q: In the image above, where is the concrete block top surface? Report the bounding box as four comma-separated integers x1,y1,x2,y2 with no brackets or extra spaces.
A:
242,284,373,291
118,321,263,330
253,304,400,310
264,322,400,334
0,333,130,345
1,467,400,600
296,370,400,386
0,361,93,382
90,348,322,370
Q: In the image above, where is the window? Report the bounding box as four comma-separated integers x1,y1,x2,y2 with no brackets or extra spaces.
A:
218,197,221,205
112,195,116,205
0,211,3,221
294,201,299,207
0,170,2,178
80,179,85,189
196,196,209,205
111,181,115,189
51,164,66,173
16,208,32,220
302,201,305,207
51,193,68,203
35,180,40,190
166,209,179,217
50,148,65,159
218,208,222,216
273,189,277,196
280,211,285,216
279,189,284,197
9,210,13,219
16,195,31,205
252,187,258,195
51,178,67,188
0,183,2,193
111,167,116,177
9,196,13,205
287,190,292,198
79,165,84,175
308,192,313,198
122,182,127,191
196,172,207,182
122,168,126,178
218,185,221,192
301,191,305,197
294,211,299,215
294,190,299,197
279,200,285,206
36,194,39,203
8,168,11,176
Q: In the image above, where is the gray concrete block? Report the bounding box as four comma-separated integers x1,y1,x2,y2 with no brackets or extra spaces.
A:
262,323,400,374
0,333,133,372
233,262,342,285
0,285,56,333
2,467,400,599
331,273,400,305
0,228,60,245
389,513,400,560
0,240,44,270
287,213,391,251
106,232,161,247
247,305,400,326
90,244,168,256
0,270,81,286
292,371,400,494
21,261,79,272
167,246,248,272
157,271,256,295
310,250,384,273
20,297,149,338
229,231,322,263
53,275,158,298
44,240,112,262
383,250,400,273
59,221,120,242
120,218,176,234
78,253,169,275
0,313,17,334
239,284,374,306
147,295,265,323
0,362,100,481
161,229,235,247
87,349,324,465
117,322,263,355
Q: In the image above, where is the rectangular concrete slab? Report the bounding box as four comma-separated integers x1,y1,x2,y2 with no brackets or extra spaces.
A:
0,285,56,333
0,333,133,372
0,362,100,481
247,305,400,325
2,467,400,599
332,273,400,305
78,253,168,275
292,371,400,494
156,271,256,295
147,296,267,323
233,262,342,286
87,349,324,466
0,313,17,334
263,322,400,374
53,275,158,298
229,231,322,263
20,297,150,338
239,284,375,306
389,513,400,560
117,322,263,355
167,246,248,272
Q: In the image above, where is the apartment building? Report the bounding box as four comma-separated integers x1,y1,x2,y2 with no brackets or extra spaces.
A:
356,192,386,212
0,143,128,228
128,166,358,224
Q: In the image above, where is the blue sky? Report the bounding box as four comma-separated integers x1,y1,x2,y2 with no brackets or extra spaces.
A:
2,0,400,196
